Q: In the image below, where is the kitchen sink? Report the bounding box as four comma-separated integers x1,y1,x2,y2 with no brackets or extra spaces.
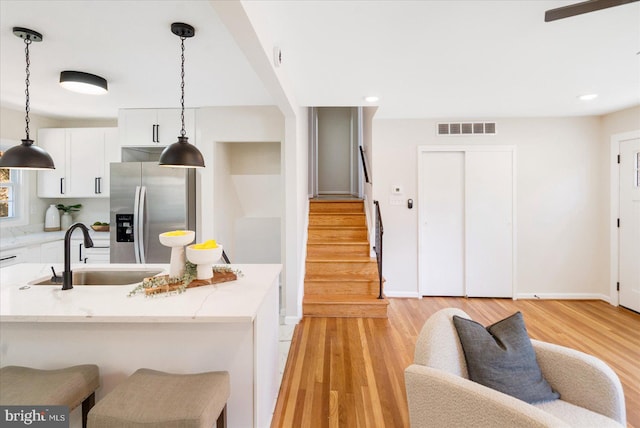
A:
29,269,163,286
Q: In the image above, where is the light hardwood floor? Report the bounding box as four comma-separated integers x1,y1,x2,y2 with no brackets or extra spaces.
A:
272,298,640,428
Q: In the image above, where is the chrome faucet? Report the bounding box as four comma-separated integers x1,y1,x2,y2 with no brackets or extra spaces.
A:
63,222,94,290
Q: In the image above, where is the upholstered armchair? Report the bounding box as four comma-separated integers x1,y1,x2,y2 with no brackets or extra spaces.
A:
404,308,626,428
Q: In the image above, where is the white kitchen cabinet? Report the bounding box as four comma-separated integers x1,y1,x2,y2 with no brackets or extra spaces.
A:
40,240,64,263
37,128,118,198
0,241,61,267
0,247,28,268
70,237,110,264
36,128,67,197
119,108,195,147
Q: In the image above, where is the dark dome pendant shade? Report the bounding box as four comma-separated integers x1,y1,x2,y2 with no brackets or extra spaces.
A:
158,22,205,169
59,70,108,95
0,139,55,170
0,27,55,170
159,136,204,168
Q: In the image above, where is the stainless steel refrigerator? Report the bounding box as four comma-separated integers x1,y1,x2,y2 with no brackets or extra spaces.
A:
110,162,196,263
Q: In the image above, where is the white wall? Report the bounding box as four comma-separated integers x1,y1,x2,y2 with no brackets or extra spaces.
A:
288,107,309,323
373,116,610,300
362,106,377,250
216,142,281,264
196,106,284,242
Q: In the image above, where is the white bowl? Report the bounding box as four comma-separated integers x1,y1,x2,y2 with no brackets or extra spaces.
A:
159,230,195,247
186,244,223,280
186,244,222,265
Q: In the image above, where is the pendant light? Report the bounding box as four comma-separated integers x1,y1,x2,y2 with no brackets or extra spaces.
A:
158,22,205,169
0,28,55,170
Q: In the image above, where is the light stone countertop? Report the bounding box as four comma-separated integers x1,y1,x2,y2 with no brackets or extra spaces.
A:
0,263,282,323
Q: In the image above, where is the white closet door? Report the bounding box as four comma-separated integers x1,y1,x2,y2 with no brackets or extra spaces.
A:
619,138,640,312
465,151,514,297
419,151,465,296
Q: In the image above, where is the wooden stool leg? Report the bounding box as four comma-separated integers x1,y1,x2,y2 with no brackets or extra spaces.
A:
216,404,227,428
82,392,95,428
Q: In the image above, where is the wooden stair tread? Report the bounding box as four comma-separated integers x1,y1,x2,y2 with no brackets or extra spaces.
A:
306,256,376,262
310,199,363,203
307,241,369,246
309,212,364,215
304,294,388,304
308,225,366,229
306,276,382,281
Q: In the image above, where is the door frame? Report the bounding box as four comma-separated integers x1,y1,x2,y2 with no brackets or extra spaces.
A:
308,107,362,198
609,130,640,307
417,145,517,298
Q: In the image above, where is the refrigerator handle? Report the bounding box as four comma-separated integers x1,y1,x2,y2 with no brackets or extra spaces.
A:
133,185,142,264
138,186,147,263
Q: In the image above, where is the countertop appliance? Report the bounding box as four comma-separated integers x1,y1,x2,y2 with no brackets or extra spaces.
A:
110,162,195,263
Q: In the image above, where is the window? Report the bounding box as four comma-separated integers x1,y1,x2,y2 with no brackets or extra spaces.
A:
0,141,28,226
0,156,17,218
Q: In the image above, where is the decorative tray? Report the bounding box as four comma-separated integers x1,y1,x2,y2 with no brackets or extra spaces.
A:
143,270,237,296
91,225,110,232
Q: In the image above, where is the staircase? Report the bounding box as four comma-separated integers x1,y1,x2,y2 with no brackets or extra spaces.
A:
303,199,388,318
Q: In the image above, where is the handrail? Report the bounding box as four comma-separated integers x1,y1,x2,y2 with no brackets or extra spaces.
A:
373,200,384,299
359,146,370,184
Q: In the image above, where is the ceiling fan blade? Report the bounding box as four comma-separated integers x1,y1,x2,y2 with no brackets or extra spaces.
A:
545,0,639,22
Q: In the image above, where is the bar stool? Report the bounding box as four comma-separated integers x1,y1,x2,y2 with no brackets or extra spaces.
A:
87,368,230,428
0,365,100,428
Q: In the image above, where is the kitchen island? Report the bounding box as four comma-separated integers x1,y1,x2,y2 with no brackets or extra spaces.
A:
0,263,281,428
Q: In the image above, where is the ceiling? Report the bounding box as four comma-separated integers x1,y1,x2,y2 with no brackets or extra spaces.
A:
1,0,638,121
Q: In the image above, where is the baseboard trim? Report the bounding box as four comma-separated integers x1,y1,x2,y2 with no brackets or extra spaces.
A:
284,315,302,325
516,293,612,303
384,291,421,298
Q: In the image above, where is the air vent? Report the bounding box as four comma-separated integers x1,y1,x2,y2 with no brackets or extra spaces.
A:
437,122,496,136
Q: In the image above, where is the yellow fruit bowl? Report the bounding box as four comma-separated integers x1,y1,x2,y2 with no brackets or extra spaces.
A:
159,230,195,278
186,243,223,280
159,230,195,248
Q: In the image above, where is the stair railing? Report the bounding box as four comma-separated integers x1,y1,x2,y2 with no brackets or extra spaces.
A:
359,146,370,184
373,200,384,299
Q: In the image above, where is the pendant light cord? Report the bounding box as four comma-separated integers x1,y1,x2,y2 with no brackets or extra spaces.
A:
24,37,32,141
180,36,186,138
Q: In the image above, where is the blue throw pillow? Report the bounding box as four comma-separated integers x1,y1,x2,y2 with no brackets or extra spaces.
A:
453,312,560,404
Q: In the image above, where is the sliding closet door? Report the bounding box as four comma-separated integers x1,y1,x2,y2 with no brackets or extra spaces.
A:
418,146,515,298
419,151,465,296
465,151,514,297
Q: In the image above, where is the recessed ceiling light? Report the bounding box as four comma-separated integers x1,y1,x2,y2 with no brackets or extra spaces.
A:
60,71,108,95
577,93,598,101
364,96,379,103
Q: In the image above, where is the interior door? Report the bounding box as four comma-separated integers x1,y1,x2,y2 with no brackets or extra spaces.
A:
465,151,513,297
619,138,640,312
419,151,465,296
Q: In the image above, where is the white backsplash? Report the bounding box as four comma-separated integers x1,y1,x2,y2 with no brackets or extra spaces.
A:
3,198,110,239
41,198,110,226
